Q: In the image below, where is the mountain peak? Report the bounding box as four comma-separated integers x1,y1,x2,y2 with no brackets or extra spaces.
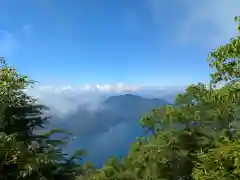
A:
103,93,143,104
102,93,169,112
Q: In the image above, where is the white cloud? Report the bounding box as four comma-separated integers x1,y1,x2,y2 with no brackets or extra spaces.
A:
93,83,140,92
146,0,240,48
24,83,185,115
0,29,17,56
178,0,240,48
28,83,141,94
25,83,142,114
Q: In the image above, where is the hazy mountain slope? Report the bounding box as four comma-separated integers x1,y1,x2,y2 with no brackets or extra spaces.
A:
48,94,170,167
101,94,170,119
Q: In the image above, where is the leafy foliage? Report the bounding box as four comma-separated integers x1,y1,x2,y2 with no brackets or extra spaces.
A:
0,58,88,180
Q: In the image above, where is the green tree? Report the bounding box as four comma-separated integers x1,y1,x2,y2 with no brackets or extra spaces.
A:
0,58,87,180
192,16,240,180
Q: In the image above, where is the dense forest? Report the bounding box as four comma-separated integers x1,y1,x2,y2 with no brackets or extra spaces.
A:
0,16,239,180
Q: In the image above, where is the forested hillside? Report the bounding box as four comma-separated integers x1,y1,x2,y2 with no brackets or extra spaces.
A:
0,16,239,180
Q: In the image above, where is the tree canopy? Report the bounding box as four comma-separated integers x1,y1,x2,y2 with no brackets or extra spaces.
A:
0,58,89,180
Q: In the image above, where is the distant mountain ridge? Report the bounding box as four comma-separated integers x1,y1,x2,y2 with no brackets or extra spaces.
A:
53,94,170,135
101,94,169,119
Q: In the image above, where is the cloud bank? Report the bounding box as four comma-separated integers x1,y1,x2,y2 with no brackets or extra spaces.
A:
146,0,240,48
25,83,184,115
25,83,142,114
178,0,240,47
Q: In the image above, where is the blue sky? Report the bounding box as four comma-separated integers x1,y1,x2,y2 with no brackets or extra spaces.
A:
0,0,240,87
